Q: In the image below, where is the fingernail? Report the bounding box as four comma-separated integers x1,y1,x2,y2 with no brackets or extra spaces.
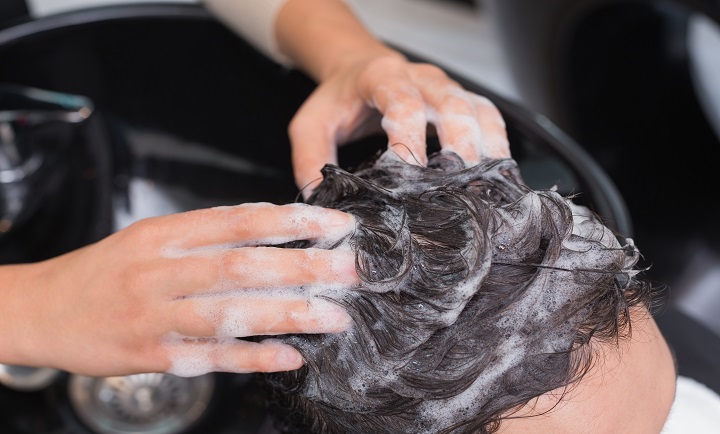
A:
276,346,304,370
328,250,360,283
312,212,355,249
332,309,354,332
329,211,355,230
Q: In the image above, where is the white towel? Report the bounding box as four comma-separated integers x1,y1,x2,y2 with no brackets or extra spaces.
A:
662,375,720,433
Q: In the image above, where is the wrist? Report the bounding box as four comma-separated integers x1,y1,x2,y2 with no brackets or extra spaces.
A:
0,263,48,367
320,48,406,83
275,0,404,82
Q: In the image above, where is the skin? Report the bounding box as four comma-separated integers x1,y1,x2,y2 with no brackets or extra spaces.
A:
274,0,510,194
0,204,358,376
272,3,676,429
0,0,508,377
6,12,670,433
253,1,677,429
498,308,677,433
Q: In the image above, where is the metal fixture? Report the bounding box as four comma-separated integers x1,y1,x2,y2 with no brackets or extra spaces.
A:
68,372,215,434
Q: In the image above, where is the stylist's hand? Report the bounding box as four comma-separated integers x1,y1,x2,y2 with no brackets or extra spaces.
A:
289,54,511,193
3,203,357,377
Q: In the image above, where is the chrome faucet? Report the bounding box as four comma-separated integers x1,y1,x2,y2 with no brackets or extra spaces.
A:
0,84,93,234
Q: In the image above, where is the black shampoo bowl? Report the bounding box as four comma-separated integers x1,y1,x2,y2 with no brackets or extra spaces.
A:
0,4,642,434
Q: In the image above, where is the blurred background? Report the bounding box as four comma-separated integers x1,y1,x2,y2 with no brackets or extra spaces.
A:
0,0,718,433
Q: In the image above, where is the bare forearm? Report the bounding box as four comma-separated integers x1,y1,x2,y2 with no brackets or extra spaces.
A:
202,0,510,197
0,263,45,367
275,0,402,81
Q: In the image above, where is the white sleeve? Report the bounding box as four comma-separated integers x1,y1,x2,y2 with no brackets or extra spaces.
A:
201,0,292,66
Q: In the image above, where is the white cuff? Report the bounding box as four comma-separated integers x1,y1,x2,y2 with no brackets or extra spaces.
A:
202,0,293,66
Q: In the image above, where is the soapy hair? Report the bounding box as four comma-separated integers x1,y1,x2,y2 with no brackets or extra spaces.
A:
263,151,656,434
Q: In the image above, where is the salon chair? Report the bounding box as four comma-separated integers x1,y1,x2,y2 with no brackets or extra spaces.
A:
0,3,682,433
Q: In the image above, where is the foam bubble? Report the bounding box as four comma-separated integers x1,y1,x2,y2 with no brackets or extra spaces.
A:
160,203,355,258
163,334,303,376
162,332,233,377
415,332,530,431
381,113,427,165
269,153,643,433
200,295,351,337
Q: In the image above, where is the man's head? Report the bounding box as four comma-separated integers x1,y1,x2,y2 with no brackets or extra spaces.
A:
264,151,661,434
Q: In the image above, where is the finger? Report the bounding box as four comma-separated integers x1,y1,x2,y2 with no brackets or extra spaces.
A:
372,85,428,166
471,94,510,159
288,96,340,196
409,62,510,164
164,337,304,376
382,101,428,165
172,296,352,338
152,203,354,252
164,247,359,298
419,84,484,165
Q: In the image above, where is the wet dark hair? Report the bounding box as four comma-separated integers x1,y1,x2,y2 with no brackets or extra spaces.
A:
264,151,656,434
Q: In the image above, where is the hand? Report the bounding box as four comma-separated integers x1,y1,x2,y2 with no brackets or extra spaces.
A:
1,203,358,377
288,54,510,194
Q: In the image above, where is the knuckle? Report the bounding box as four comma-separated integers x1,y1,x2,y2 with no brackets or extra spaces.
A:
480,102,503,119
439,94,475,114
295,263,318,284
473,95,503,117
377,83,411,103
125,218,162,243
414,63,445,78
181,310,215,337
284,250,319,284
473,94,495,106
385,99,425,122
226,204,279,240
402,96,427,115
359,56,402,82
219,249,243,280
255,345,286,372
234,346,269,372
